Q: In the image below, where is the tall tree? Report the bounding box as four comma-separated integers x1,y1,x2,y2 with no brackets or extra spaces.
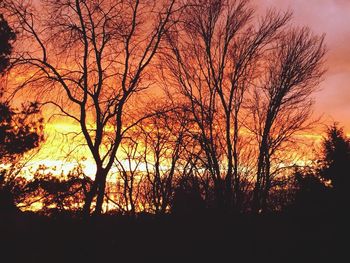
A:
0,13,15,73
2,0,177,215
0,14,43,212
251,28,326,212
0,13,43,163
162,0,293,210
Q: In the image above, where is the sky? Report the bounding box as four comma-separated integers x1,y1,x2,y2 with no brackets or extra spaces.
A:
259,0,350,133
8,0,349,177
13,0,350,135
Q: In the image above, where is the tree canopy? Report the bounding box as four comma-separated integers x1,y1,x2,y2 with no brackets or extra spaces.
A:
0,13,15,73
0,13,43,162
320,124,350,192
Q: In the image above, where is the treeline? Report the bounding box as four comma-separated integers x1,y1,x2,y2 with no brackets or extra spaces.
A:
0,0,348,217
2,122,349,217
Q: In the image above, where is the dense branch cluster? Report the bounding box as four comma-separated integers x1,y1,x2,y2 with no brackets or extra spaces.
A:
0,0,329,215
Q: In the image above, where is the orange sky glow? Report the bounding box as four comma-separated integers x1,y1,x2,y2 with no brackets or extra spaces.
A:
259,0,350,132
6,0,350,177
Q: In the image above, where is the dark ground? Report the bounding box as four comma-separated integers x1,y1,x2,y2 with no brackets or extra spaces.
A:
0,211,345,263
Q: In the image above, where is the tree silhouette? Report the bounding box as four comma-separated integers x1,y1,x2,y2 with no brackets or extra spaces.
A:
320,124,350,191
291,124,349,215
162,0,326,213
0,13,15,73
292,168,331,215
0,14,43,212
0,1,328,216
251,27,326,213
0,102,44,162
138,106,191,215
2,0,178,215
0,13,43,162
172,174,205,216
14,164,92,215
162,0,294,211
318,124,350,209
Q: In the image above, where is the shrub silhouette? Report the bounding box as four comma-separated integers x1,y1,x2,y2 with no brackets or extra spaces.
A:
171,175,205,215
293,170,332,214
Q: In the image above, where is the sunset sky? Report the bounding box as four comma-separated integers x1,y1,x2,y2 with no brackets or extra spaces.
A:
2,0,349,222
13,0,347,172
260,0,350,133
10,0,349,135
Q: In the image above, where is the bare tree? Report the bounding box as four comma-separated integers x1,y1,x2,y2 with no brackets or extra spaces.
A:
250,27,326,212
162,0,292,210
139,105,191,214
2,0,177,215
114,134,144,216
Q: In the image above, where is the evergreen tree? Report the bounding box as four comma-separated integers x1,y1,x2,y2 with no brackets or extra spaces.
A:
0,14,43,212
320,124,350,193
0,13,15,73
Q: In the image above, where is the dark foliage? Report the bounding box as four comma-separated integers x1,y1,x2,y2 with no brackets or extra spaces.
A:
0,14,44,213
20,167,92,215
171,175,206,215
319,124,350,193
0,101,44,161
292,170,333,215
291,124,350,216
0,101,44,211
0,14,43,161
0,13,15,73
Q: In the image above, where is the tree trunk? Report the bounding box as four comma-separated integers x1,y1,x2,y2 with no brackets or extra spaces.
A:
94,169,108,215
261,158,271,212
214,178,225,211
253,143,267,213
82,167,104,216
82,179,98,216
